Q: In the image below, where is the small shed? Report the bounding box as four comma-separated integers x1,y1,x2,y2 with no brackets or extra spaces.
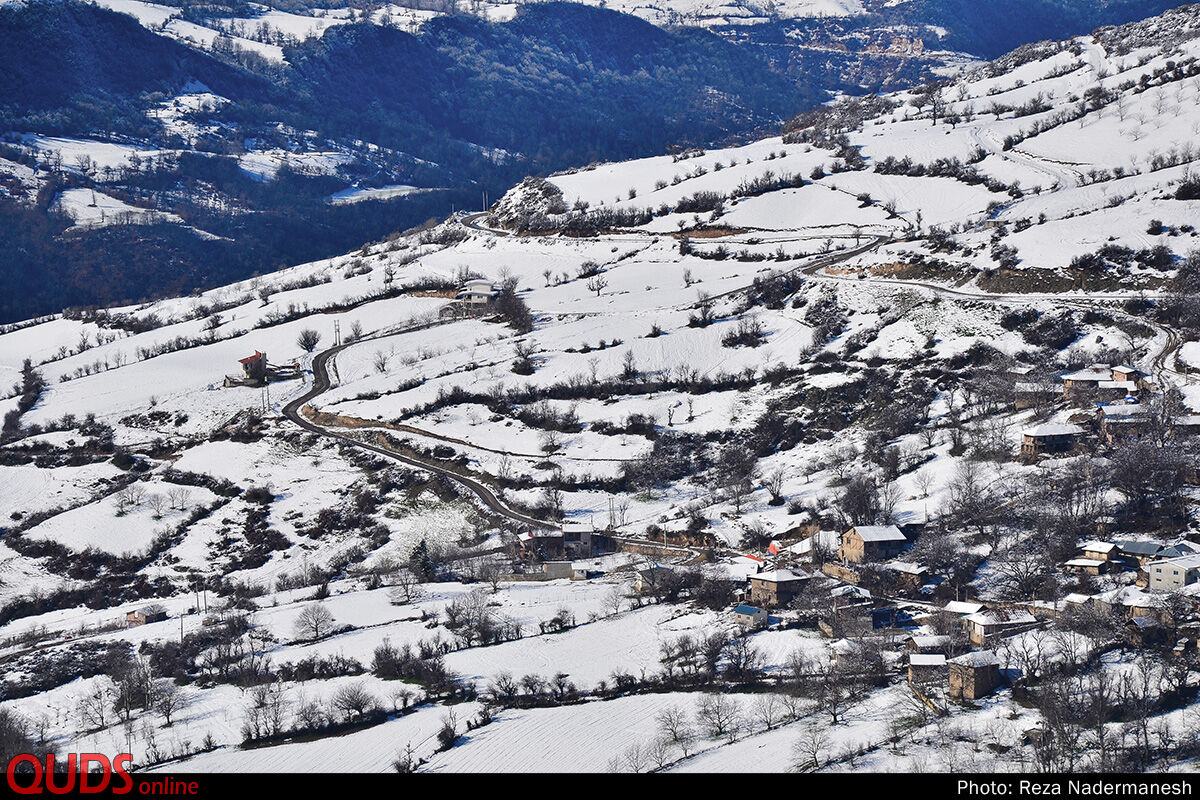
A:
126,605,168,627
1064,557,1108,576
542,561,574,580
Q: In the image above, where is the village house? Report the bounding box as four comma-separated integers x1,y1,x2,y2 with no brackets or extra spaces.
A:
1061,364,1118,401
748,568,808,607
239,350,268,382
561,523,612,559
1080,541,1118,563
223,350,269,387
634,564,675,594
1097,404,1154,443
1149,554,1200,591
1175,415,1200,437
1096,380,1141,402
1111,365,1145,384
908,653,948,686
905,634,951,654
885,561,929,591
789,530,840,562
948,651,1002,700
1014,382,1059,410
518,529,564,560
733,604,768,628
1125,616,1165,648
1020,422,1084,456
1160,541,1200,560
456,278,499,305
840,525,908,564
1066,540,1121,574
126,605,168,627
1114,539,1164,567
964,608,1037,645
944,600,986,616
1061,593,1093,613
1094,585,1158,618
224,350,301,387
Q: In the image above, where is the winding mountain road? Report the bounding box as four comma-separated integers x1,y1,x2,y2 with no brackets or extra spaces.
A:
281,324,558,532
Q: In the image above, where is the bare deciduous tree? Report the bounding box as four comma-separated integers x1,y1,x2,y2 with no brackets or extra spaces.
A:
293,602,334,641
297,328,321,353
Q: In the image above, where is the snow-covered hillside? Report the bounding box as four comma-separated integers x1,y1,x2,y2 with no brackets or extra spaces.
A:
4,3,1200,776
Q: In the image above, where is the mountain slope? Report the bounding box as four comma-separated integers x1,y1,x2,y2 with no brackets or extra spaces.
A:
5,2,1200,776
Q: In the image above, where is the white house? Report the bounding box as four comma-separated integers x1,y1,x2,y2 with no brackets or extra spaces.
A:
456,278,499,305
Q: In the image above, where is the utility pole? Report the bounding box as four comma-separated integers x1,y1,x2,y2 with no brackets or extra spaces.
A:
333,320,341,347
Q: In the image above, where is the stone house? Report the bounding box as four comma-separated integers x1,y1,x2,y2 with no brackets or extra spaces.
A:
1020,422,1083,456
733,604,768,628
948,651,1002,700
1097,404,1154,443
126,605,168,627
840,525,907,564
964,608,1037,645
748,569,808,607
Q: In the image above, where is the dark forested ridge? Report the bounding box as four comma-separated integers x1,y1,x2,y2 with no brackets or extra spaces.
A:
0,1,273,136
887,0,1188,57
0,2,817,323
283,5,815,169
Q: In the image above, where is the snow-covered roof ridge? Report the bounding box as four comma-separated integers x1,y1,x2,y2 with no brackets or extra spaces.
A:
1022,422,1083,437
851,524,906,542
949,650,999,667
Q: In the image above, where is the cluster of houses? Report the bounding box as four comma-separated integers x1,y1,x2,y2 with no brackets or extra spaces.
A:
1063,538,1200,590
719,518,1200,705
1018,362,1200,456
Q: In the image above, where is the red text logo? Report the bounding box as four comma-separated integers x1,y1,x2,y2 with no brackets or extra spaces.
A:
5,753,134,794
